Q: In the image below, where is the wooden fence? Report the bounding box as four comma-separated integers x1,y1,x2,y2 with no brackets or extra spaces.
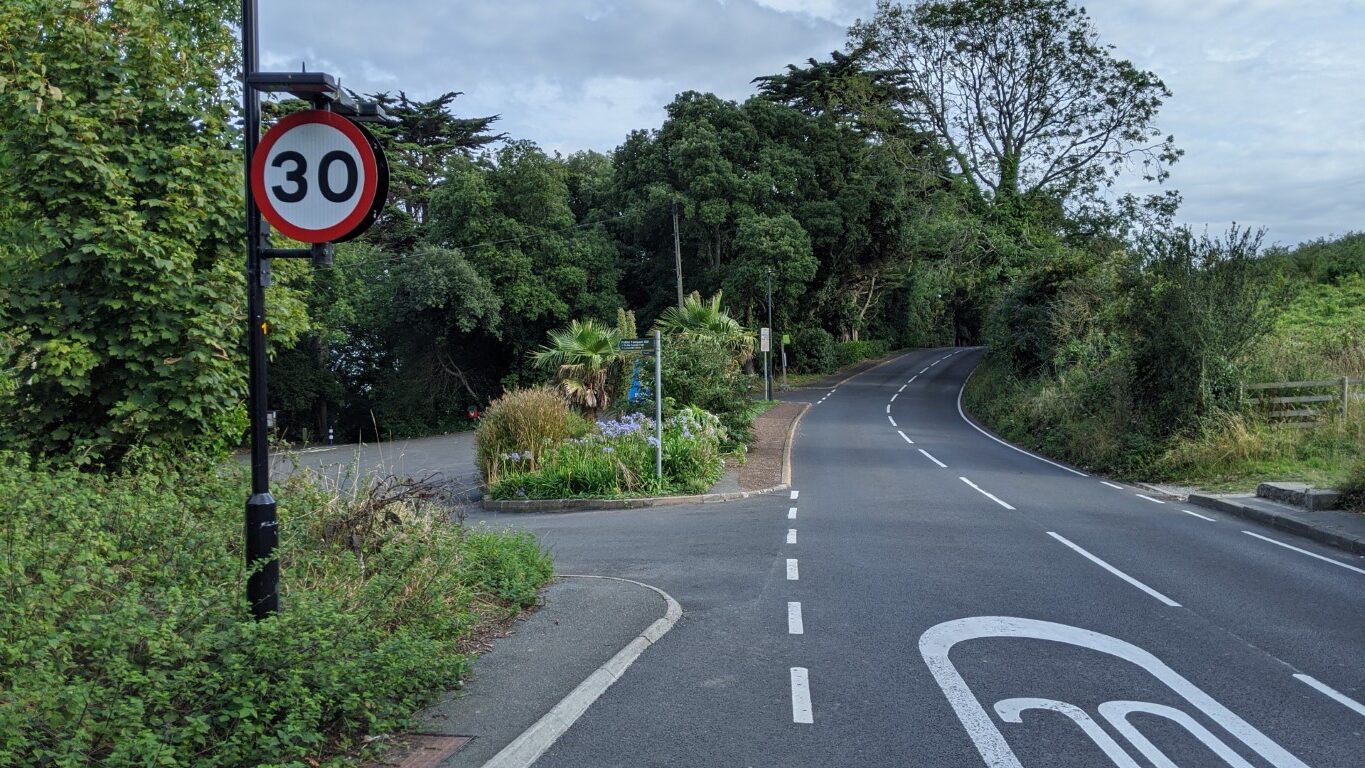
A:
1246,376,1363,427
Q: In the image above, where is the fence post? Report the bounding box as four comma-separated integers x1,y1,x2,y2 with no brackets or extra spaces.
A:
1344,376,1351,420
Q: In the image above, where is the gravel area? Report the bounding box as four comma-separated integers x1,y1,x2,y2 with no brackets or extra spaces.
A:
738,402,804,491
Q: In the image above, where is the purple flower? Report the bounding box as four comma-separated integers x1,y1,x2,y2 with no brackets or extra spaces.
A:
647,435,660,447
603,445,615,454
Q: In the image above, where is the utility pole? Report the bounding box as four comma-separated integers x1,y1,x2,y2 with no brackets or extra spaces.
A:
765,267,773,402
241,0,278,620
672,200,684,308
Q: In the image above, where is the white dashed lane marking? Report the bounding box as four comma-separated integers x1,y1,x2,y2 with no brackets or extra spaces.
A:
1047,532,1181,607
888,416,897,427
786,559,799,580
1243,531,1365,576
790,668,813,723
790,490,799,500
898,430,914,445
788,507,797,519
788,602,804,635
1101,481,1125,490
1136,494,1166,505
787,528,797,544
1181,509,1216,521
959,477,1016,510
918,449,947,468
1294,674,1365,718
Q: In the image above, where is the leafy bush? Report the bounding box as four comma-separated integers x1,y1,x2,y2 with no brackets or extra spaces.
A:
0,455,553,767
1340,457,1365,512
835,339,890,367
477,387,590,485
789,327,837,374
660,334,755,443
489,407,727,499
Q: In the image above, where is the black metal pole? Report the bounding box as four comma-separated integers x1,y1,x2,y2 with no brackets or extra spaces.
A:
242,0,278,619
765,268,773,401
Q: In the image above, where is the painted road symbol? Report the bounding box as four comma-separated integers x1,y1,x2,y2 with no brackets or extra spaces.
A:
251,110,380,243
919,616,1309,768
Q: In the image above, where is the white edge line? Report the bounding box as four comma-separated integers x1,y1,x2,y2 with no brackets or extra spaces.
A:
888,416,897,427
790,667,814,723
898,430,914,445
918,448,947,468
1243,531,1365,576
1101,481,1125,490
958,476,1015,510
1136,493,1166,505
483,575,682,768
1181,509,1216,522
956,366,1089,477
788,601,804,635
1047,532,1181,607
1294,674,1365,718
786,558,799,580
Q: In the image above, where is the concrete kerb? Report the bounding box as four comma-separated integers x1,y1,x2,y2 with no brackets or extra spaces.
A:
482,402,812,513
480,575,682,768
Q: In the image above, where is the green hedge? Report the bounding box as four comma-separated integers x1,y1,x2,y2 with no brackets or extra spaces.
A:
789,327,837,374
0,455,552,767
835,339,890,367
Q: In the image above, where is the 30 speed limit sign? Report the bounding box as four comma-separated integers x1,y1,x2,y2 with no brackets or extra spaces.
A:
250,110,388,243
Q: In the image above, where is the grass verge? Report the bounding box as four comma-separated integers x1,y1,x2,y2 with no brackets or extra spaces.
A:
0,454,553,767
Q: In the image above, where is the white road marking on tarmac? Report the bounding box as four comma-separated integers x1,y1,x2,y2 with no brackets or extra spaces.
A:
909,376,917,383
898,384,907,393
1047,532,1180,606
920,616,1310,768
787,528,797,544
891,393,899,402
889,416,897,427
788,507,797,519
790,490,799,499
1243,531,1365,576
1101,481,1125,490
786,558,799,580
788,602,804,635
1294,674,1365,718
1181,509,1216,521
886,404,892,413
1136,494,1166,504
959,477,1015,510
956,375,1088,477
790,668,814,723
931,360,941,366
898,430,914,445
920,367,929,374
919,449,947,468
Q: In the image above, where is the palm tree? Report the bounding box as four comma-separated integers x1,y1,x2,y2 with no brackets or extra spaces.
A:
653,291,754,361
531,319,622,418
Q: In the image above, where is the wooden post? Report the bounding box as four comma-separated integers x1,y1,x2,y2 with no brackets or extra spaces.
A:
1344,376,1351,420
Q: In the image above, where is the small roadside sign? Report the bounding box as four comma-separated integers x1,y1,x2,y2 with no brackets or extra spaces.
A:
251,110,385,243
782,333,790,345
619,338,655,352
760,327,771,353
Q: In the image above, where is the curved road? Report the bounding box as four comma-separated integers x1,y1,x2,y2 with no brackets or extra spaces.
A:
471,347,1364,767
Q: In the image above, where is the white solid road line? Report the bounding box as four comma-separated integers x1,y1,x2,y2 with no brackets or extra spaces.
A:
1101,481,1125,490
956,372,1088,477
790,668,814,723
786,558,799,580
787,528,797,544
788,602,804,635
1243,531,1365,576
919,449,948,468
1136,494,1166,504
959,477,1015,510
791,490,799,499
1294,674,1365,718
898,430,914,445
1181,509,1216,521
889,416,898,427
1047,532,1181,607
788,506,797,519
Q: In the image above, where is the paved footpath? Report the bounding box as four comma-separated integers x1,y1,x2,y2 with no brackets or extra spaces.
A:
469,347,1365,767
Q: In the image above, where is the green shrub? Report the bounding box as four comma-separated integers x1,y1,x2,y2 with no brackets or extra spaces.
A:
477,387,590,485
660,334,755,443
489,407,727,499
835,339,890,367
789,327,837,374
1341,456,1365,512
0,455,553,767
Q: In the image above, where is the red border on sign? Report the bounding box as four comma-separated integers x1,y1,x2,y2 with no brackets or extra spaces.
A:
250,110,379,243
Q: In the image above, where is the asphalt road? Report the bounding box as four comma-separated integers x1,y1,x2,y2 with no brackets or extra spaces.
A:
468,347,1365,767
262,430,480,492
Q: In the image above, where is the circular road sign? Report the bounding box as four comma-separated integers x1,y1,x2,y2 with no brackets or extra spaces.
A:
251,110,379,243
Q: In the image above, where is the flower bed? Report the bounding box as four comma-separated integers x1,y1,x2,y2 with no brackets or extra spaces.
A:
488,406,727,500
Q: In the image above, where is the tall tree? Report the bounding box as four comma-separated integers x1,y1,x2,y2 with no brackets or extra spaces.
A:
0,0,251,460
851,0,1180,206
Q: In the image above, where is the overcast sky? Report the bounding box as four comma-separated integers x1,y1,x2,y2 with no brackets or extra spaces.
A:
259,0,1365,247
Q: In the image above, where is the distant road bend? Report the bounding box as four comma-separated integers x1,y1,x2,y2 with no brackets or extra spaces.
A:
471,347,1365,767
